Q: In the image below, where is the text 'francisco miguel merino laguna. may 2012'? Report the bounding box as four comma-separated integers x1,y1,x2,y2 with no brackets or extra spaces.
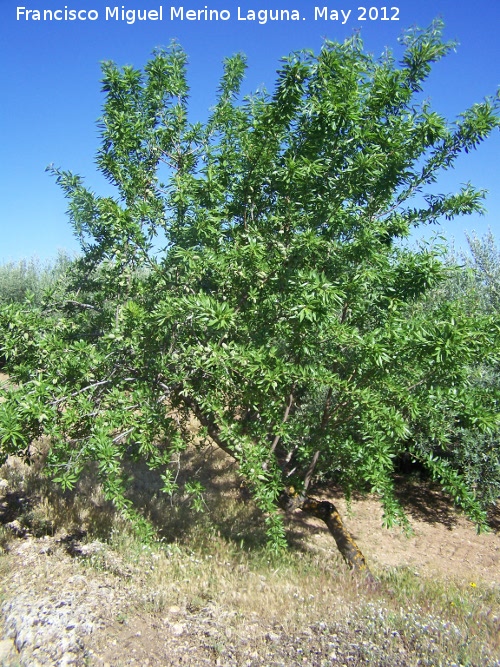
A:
15,6,401,25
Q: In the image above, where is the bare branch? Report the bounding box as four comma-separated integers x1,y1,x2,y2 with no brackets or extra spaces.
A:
269,390,295,455
303,450,320,492
50,380,110,406
113,427,135,443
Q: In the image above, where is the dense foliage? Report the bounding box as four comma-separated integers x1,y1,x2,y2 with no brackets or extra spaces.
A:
1,22,499,548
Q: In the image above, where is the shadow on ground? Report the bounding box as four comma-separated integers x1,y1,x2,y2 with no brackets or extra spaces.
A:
1,445,498,564
119,446,269,549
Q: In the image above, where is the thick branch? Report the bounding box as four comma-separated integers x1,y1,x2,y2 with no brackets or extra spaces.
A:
281,489,375,583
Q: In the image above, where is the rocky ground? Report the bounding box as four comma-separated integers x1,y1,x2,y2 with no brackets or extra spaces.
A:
0,530,490,667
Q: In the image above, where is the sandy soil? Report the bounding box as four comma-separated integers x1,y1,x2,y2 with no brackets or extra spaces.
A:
286,485,500,585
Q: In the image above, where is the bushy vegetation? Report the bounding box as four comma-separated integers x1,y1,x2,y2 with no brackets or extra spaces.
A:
0,252,73,307
0,21,499,569
433,233,500,508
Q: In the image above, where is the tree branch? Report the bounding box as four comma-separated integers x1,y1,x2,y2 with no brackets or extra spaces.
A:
303,450,320,492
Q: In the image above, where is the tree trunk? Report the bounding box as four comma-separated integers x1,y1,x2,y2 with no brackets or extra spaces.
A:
181,394,376,583
281,490,376,584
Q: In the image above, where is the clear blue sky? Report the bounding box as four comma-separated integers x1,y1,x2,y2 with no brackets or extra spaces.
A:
1,0,499,261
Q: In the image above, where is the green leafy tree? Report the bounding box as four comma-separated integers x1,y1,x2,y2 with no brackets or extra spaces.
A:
463,230,500,313
422,231,500,508
1,21,499,573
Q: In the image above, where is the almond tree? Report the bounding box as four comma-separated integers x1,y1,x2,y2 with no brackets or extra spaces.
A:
1,21,499,576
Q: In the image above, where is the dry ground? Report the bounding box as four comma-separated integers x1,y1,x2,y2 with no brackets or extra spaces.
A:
0,449,497,666
287,485,500,585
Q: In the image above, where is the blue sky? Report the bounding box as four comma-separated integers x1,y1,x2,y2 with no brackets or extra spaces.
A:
1,0,499,261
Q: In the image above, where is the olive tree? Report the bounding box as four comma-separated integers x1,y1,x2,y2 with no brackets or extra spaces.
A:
1,21,499,575
423,231,500,509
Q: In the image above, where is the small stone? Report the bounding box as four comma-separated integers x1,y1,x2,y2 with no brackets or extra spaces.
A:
6,519,27,537
168,605,181,614
38,544,53,555
171,623,185,636
0,638,15,660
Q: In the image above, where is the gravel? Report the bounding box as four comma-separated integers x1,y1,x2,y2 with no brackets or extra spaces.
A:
0,536,134,667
